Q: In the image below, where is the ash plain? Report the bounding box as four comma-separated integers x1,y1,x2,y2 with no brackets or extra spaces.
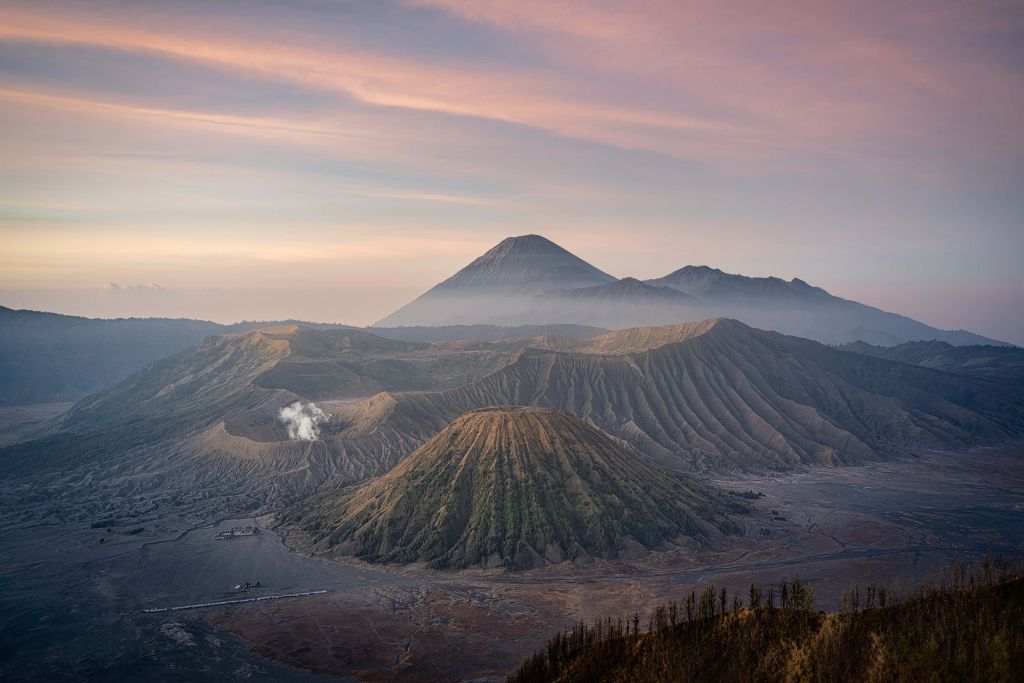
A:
1,404,1021,681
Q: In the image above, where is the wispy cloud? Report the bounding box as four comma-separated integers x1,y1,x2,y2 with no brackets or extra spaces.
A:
0,1,1020,337
0,6,788,163
3,2,1019,169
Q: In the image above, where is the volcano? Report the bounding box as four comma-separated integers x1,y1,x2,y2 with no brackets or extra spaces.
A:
286,407,741,569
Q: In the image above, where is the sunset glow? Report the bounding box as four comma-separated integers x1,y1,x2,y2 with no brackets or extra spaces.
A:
1,0,1021,339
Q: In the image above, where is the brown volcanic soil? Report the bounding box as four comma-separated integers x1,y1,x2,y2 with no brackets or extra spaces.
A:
209,448,1024,682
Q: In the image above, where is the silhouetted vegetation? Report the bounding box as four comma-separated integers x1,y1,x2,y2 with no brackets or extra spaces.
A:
509,558,1023,682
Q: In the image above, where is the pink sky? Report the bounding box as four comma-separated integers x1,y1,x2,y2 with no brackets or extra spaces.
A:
0,1,1021,340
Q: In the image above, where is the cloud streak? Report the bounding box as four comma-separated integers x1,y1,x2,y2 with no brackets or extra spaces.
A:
0,5,835,163
0,1,1021,340
3,2,1020,169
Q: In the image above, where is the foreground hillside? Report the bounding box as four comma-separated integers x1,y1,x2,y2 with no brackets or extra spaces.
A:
510,563,1023,683
285,407,743,568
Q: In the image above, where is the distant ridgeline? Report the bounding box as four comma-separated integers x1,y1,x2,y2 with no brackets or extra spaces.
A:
0,307,339,405
375,235,1010,347
2,234,1014,405
4,320,1023,485
509,559,1023,683
0,305,605,405
838,339,1024,384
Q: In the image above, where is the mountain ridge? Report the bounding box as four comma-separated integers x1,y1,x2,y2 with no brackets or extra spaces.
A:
337,318,1024,472
838,339,1024,383
0,306,611,405
6,318,1021,485
373,235,1008,346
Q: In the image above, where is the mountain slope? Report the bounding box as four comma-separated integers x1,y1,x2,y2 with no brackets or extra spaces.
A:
429,234,615,293
838,340,1024,383
0,305,608,406
0,306,359,405
0,326,519,473
646,266,1004,346
342,319,1024,472
8,319,1021,482
0,307,225,405
647,265,831,301
371,323,608,343
374,235,615,326
548,278,691,303
525,279,697,328
2,328,292,470
375,235,1005,345
510,569,1024,683
285,407,742,569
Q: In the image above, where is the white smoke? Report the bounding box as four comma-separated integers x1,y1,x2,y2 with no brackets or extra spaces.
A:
278,401,327,441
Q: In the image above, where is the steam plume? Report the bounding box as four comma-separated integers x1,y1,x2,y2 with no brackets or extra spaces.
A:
278,401,327,441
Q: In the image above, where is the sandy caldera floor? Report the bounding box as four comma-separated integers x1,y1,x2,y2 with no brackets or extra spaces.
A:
198,448,1024,682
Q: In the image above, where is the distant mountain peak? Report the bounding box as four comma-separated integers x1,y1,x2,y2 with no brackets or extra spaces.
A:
374,234,615,326
374,238,1007,347
676,265,724,274
486,233,562,253
440,234,614,291
647,265,830,300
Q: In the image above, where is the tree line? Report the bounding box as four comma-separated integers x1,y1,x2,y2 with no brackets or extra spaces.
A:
509,556,1022,683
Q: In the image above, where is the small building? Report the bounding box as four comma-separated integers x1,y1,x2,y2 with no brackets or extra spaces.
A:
215,525,260,540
